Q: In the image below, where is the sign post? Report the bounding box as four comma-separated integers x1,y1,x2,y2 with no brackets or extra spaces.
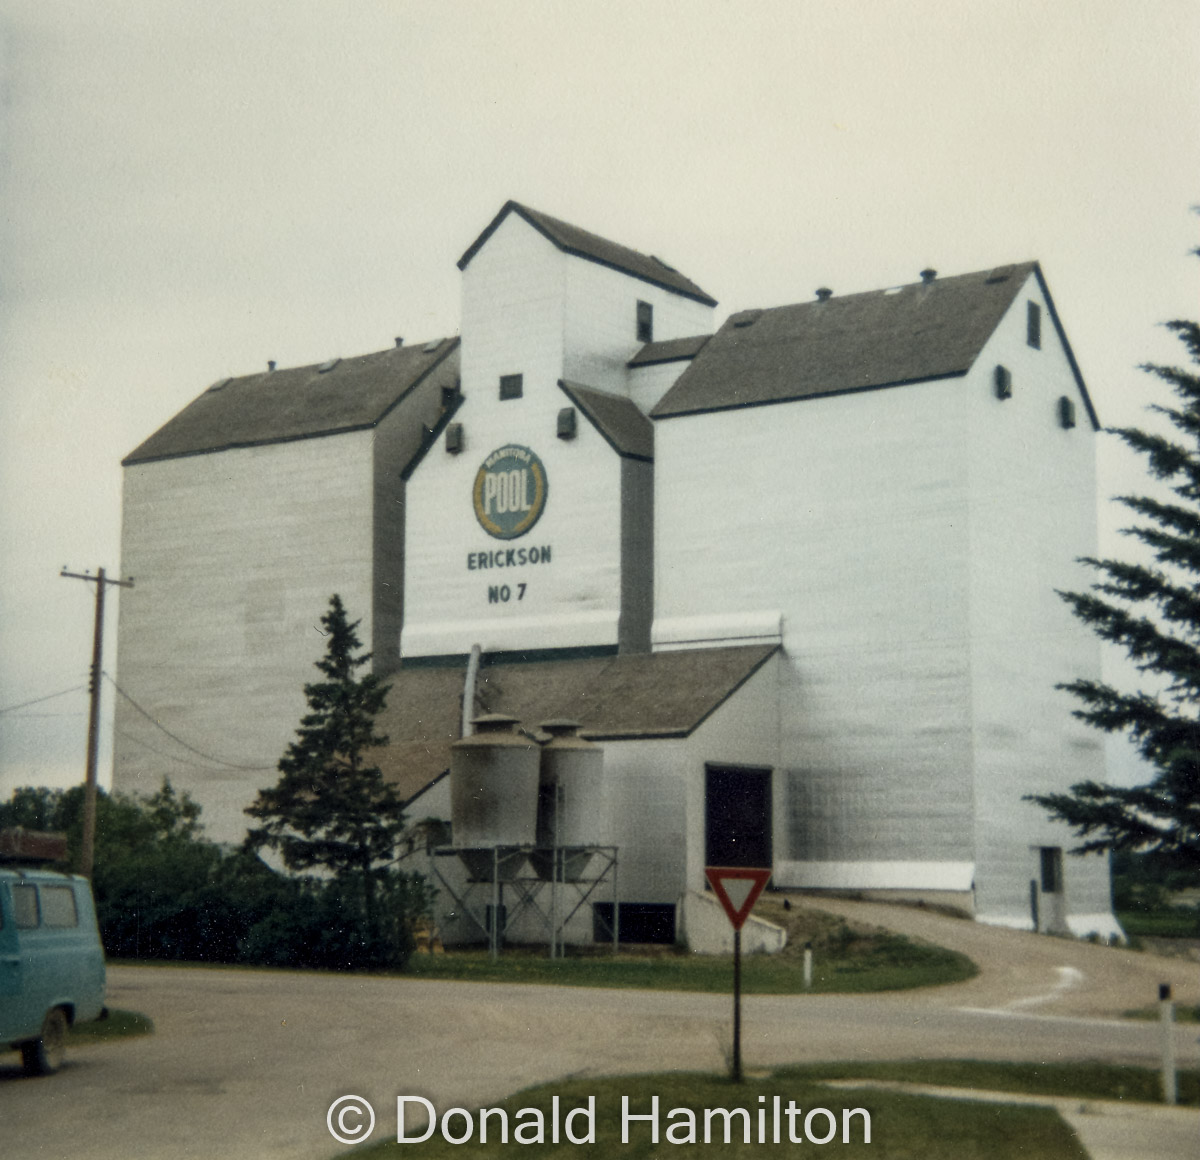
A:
704,866,771,1084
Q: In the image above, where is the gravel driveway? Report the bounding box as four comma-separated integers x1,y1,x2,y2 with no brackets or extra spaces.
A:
2,900,1196,1159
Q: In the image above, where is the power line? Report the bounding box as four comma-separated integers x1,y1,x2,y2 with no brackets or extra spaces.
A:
104,672,276,771
0,685,87,715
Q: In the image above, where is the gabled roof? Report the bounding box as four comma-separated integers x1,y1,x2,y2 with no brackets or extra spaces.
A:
628,334,711,367
458,201,718,307
558,381,654,461
652,263,1098,427
123,339,460,465
373,644,777,804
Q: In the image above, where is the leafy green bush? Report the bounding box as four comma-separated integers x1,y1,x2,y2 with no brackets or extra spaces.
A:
0,781,427,971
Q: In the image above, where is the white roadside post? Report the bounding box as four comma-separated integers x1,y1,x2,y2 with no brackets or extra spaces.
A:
1159,982,1177,1106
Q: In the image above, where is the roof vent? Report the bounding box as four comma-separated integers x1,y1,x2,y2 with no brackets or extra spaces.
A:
206,377,233,393
423,338,443,353
267,360,276,373
394,336,404,348
920,268,937,284
815,287,833,302
317,358,340,374
731,309,763,329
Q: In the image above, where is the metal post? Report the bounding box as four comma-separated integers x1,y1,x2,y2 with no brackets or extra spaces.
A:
490,847,500,961
612,850,620,954
1159,983,1177,1105
732,927,743,1083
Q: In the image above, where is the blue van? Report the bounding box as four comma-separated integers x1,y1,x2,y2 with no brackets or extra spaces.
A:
0,870,107,1075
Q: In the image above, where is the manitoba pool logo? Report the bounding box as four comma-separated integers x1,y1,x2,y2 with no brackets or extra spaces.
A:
473,445,548,540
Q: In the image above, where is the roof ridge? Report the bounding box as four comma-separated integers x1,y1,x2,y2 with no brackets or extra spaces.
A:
459,200,717,307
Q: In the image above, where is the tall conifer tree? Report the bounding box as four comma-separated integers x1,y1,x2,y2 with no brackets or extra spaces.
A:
245,595,407,927
1030,313,1200,871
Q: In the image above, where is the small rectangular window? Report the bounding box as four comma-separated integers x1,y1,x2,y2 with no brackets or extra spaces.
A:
40,885,79,928
636,300,653,344
993,365,1012,400
557,407,577,440
12,884,39,928
1058,396,1076,429
444,422,463,454
1027,301,1041,349
499,373,523,401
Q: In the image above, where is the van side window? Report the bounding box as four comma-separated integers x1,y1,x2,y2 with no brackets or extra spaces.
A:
41,886,79,928
12,884,39,928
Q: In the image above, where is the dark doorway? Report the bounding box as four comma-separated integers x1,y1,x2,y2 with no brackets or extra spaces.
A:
705,766,772,868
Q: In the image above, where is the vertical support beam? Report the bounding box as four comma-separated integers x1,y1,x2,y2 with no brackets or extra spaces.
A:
732,927,743,1083
490,847,500,961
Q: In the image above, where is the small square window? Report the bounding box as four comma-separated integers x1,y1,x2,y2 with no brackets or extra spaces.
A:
636,300,653,344
499,373,523,401
1027,301,1041,349
40,886,79,928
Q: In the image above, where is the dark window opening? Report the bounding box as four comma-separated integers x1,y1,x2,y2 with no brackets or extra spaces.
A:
994,365,1012,400
499,373,523,400
1039,846,1062,893
705,766,772,868
593,902,676,944
636,300,653,344
1027,301,1041,349
1058,396,1076,429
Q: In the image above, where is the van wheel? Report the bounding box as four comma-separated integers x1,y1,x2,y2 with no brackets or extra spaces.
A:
21,1008,68,1076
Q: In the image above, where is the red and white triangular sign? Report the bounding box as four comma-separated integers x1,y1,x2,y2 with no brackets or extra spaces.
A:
704,866,772,931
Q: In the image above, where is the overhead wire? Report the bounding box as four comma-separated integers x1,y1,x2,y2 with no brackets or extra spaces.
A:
103,672,276,771
0,685,87,715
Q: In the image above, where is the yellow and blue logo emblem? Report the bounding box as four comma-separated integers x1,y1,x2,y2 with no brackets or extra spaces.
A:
473,445,548,540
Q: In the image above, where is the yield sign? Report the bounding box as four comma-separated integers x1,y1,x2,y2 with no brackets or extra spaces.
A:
705,866,772,931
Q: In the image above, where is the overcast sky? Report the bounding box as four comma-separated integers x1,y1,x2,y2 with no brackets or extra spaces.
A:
1,1,1197,799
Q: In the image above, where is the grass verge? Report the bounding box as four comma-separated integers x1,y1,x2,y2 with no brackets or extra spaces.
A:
1116,907,1200,938
775,1058,1200,1107
68,1008,154,1043
406,899,976,994
350,1068,1086,1159
404,935,974,994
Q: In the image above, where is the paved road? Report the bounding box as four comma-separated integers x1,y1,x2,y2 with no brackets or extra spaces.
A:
2,902,1197,1159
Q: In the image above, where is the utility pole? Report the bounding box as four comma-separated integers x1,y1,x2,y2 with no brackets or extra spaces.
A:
60,567,134,878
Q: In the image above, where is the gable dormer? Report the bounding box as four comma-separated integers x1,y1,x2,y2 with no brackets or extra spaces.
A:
457,201,715,405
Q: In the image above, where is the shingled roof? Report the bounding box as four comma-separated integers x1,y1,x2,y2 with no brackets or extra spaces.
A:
628,334,711,367
123,338,460,465
558,381,654,461
652,263,1098,426
458,201,718,307
373,644,777,804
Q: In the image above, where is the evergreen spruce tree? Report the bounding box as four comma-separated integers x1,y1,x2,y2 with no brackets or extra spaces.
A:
1029,313,1200,871
245,595,408,934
